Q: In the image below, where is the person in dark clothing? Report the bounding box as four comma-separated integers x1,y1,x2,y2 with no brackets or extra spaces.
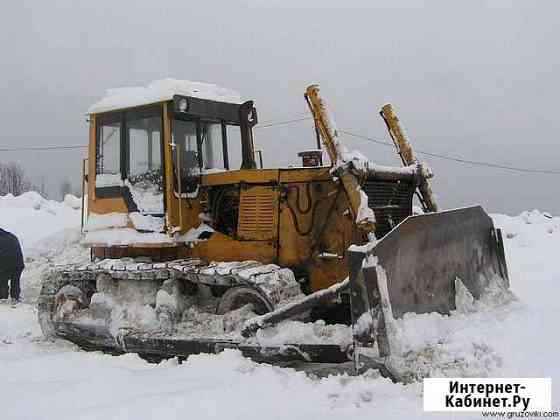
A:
0,228,24,302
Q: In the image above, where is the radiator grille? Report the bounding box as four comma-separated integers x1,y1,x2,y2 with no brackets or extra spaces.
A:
361,178,415,237
237,186,278,241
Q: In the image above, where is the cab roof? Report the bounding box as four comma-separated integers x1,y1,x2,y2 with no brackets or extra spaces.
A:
88,78,243,114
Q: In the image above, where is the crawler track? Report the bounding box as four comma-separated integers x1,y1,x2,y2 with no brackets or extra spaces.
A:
38,258,355,366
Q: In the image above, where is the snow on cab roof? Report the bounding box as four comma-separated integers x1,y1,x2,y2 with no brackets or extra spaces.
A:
88,78,243,114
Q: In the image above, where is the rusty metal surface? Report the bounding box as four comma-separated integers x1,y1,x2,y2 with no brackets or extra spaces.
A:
368,205,508,318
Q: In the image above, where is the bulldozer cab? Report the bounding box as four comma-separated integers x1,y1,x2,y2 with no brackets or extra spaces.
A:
88,93,259,235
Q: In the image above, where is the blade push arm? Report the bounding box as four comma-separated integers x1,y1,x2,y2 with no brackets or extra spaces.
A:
380,104,439,213
305,84,375,233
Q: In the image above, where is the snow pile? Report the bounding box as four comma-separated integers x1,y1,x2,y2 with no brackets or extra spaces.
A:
92,294,160,337
253,319,352,348
0,191,81,252
125,179,164,214
89,78,243,114
175,304,353,347
384,277,518,382
0,191,62,213
63,194,82,209
129,212,164,232
176,305,243,338
492,209,559,247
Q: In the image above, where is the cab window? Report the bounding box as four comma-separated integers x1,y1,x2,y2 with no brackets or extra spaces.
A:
200,122,226,171
172,119,200,194
126,109,163,214
95,116,121,185
128,116,162,179
94,107,164,215
226,125,243,170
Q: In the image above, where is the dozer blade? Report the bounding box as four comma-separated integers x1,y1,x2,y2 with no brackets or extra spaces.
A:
348,205,509,356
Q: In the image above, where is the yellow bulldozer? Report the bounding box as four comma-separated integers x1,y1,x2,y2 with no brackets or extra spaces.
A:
38,80,509,377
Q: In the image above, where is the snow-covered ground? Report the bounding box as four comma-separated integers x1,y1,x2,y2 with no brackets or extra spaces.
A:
0,192,558,419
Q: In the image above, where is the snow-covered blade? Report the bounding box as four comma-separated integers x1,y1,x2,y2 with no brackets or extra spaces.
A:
384,206,507,314
347,206,509,358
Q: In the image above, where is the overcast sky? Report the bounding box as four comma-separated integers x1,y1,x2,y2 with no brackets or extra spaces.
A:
1,0,558,214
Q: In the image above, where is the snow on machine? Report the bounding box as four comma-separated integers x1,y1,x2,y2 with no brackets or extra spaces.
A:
38,80,509,379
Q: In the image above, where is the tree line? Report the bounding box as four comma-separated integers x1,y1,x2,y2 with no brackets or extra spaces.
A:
0,161,77,199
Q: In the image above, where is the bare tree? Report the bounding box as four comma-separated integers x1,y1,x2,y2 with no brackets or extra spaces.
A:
0,162,34,196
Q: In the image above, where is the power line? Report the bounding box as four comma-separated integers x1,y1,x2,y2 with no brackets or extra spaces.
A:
338,130,395,148
339,129,560,175
255,116,313,129
0,145,87,152
258,119,560,175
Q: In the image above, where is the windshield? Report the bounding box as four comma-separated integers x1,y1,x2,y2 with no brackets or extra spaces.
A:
171,117,244,194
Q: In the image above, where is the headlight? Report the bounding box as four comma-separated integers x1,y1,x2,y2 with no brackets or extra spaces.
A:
178,98,188,112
